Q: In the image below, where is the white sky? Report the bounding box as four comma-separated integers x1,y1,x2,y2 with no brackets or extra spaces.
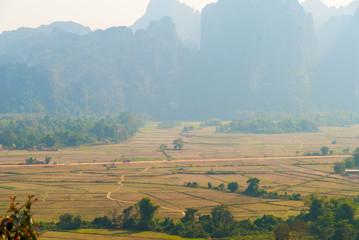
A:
0,0,355,33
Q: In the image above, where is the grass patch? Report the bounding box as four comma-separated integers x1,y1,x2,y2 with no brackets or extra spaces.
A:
0,186,16,190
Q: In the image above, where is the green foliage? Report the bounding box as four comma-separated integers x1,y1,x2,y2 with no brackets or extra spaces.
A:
181,208,198,223
200,118,222,127
254,215,282,231
217,118,318,134
0,195,39,239
344,158,354,169
25,157,37,165
335,147,359,171
273,223,290,240
136,197,159,230
37,195,359,240
245,178,260,195
321,146,329,156
56,214,82,230
45,156,52,164
173,138,183,150
227,182,239,192
185,182,198,188
0,113,143,149
92,216,112,229
182,126,194,132
334,161,345,174
218,183,225,191
119,197,159,231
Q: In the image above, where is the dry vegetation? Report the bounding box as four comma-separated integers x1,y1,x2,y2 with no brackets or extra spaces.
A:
1,122,359,238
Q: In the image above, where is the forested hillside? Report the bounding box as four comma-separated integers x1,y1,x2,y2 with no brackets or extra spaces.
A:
0,0,358,120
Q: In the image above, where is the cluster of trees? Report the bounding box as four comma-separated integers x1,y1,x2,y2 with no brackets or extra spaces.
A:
157,121,181,129
185,178,302,202
217,118,318,134
38,193,359,239
25,156,52,165
0,112,143,150
304,146,333,157
334,147,359,173
245,178,302,201
158,138,184,152
185,181,238,192
182,125,194,132
200,118,222,127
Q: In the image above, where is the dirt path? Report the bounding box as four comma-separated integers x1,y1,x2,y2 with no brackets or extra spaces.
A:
106,174,185,216
106,175,134,206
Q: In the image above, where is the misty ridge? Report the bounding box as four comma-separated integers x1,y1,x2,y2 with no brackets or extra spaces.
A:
0,0,359,121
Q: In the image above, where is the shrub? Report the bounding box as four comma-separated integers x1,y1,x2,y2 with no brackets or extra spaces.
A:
0,195,39,239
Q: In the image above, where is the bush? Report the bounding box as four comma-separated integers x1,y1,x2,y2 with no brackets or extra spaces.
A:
0,195,39,239
227,182,239,192
92,216,112,228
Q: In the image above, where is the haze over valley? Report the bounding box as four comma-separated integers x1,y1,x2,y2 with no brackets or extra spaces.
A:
2,1,359,239
1,0,359,120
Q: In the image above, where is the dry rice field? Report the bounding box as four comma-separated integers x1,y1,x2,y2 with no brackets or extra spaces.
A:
1,122,359,239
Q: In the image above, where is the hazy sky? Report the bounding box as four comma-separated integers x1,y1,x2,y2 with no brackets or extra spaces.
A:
0,0,355,33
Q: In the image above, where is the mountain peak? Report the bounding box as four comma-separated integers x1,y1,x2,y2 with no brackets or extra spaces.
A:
131,0,200,48
302,0,359,27
38,21,91,35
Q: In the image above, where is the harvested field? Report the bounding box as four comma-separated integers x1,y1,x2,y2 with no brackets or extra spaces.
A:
1,122,359,228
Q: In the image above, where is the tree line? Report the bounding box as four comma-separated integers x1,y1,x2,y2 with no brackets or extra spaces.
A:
0,112,143,150
3,184,359,239
35,193,359,240
217,118,318,134
334,147,359,174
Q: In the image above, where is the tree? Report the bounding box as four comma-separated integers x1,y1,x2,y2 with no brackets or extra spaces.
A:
218,183,225,191
308,197,324,221
210,205,235,238
56,213,77,230
45,156,52,164
344,158,354,169
211,205,233,225
92,216,112,228
227,182,239,192
342,148,350,154
245,178,260,195
1,129,17,149
254,214,281,231
334,161,345,174
331,220,357,240
291,221,308,240
321,146,329,156
208,182,212,189
181,208,198,223
173,138,183,150
43,132,57,148
25,157,37,164
120,206,136,229
159,144,167,151
135,197,159,230
274,223,290,240
335,201,356,222
352,148,359,167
